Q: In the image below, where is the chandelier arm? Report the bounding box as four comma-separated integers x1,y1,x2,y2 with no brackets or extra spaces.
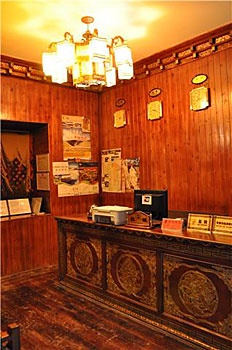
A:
64,32,74,43
112,36,125,47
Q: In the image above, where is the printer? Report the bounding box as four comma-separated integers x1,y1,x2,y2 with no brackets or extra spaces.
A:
92,205,133,225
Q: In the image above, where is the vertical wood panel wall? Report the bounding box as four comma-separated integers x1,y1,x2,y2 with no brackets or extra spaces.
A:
1,77,100,215
1,77,100,275
100,48,232,215
1,25,231,275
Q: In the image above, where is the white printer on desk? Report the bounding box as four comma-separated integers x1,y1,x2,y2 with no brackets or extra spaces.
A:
92,205,133,225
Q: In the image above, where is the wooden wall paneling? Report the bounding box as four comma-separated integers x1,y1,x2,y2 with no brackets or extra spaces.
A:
187,57,210,212
1,76,100,275
225,49,232,215
1,26,231,277
205,49,232,215
143,75,165,189
32,124,51,212
0,77,51,123
1,219,23,274
0,76,100,218
48,85,100,216
100,48,232,215
162,66,189,210
99,84,138,208
208,51,223,213
1,215,57,276
212,49,232,214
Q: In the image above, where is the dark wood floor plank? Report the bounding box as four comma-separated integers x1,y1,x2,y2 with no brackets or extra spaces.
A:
1,266,196,350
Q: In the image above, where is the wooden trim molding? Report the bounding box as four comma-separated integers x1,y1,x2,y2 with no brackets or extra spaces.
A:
1,23,232,90
134,23,232,79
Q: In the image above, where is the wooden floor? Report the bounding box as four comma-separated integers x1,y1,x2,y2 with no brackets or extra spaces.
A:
1,266,198,350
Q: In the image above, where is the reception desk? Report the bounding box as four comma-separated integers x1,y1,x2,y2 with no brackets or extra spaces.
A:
56,215,232,350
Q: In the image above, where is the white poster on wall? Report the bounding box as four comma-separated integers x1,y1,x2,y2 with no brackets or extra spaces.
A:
62,115,91,160
101,148,122,192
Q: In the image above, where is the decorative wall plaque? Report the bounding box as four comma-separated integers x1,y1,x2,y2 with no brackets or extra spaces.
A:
147,100,163,120
115,98,126,107
190,86,209,111
149,88,161,97
191,74,208,85
114,109,127,128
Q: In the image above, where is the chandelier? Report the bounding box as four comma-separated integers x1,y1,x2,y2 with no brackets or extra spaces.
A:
42,16,133,88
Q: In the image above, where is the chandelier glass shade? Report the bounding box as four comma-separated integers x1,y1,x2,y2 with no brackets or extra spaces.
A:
42,16,133,88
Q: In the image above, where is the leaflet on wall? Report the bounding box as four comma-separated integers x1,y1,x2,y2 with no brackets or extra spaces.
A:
57,161,99,197
62,115,91,161
101,149,122,192
52,161,70,184
36,172,50,191
36,153,50,172
122,158,140,192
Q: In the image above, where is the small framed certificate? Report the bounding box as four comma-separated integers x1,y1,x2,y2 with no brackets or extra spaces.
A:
8,198,32,216
36,172,50,191
31,197,42,214
0,200,9,217
36,153,50,172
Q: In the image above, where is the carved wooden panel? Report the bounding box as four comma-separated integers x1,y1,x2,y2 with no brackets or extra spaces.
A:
163,254,232,339
57,217,232,350
106,243,157,310
66,232,103,289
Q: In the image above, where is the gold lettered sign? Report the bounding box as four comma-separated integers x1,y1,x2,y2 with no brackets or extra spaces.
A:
212,215,232,234
187,213,213,233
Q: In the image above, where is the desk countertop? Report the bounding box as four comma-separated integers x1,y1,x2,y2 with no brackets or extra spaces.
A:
55,214,232,246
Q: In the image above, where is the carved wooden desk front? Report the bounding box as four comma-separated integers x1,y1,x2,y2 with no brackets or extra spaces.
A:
56,215,232,350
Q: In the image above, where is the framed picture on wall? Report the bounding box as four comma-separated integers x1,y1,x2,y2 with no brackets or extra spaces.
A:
8,198,32,216
0,200,9,217
36,153,50,172
31,197,42,214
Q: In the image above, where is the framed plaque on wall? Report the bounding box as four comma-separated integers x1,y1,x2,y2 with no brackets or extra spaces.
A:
8,198,32,216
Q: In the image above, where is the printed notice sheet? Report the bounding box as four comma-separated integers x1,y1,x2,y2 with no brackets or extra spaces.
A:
62,115,91,160
36,154,50,172
101,148,122,192
57,161,99,197
122,158,140,192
